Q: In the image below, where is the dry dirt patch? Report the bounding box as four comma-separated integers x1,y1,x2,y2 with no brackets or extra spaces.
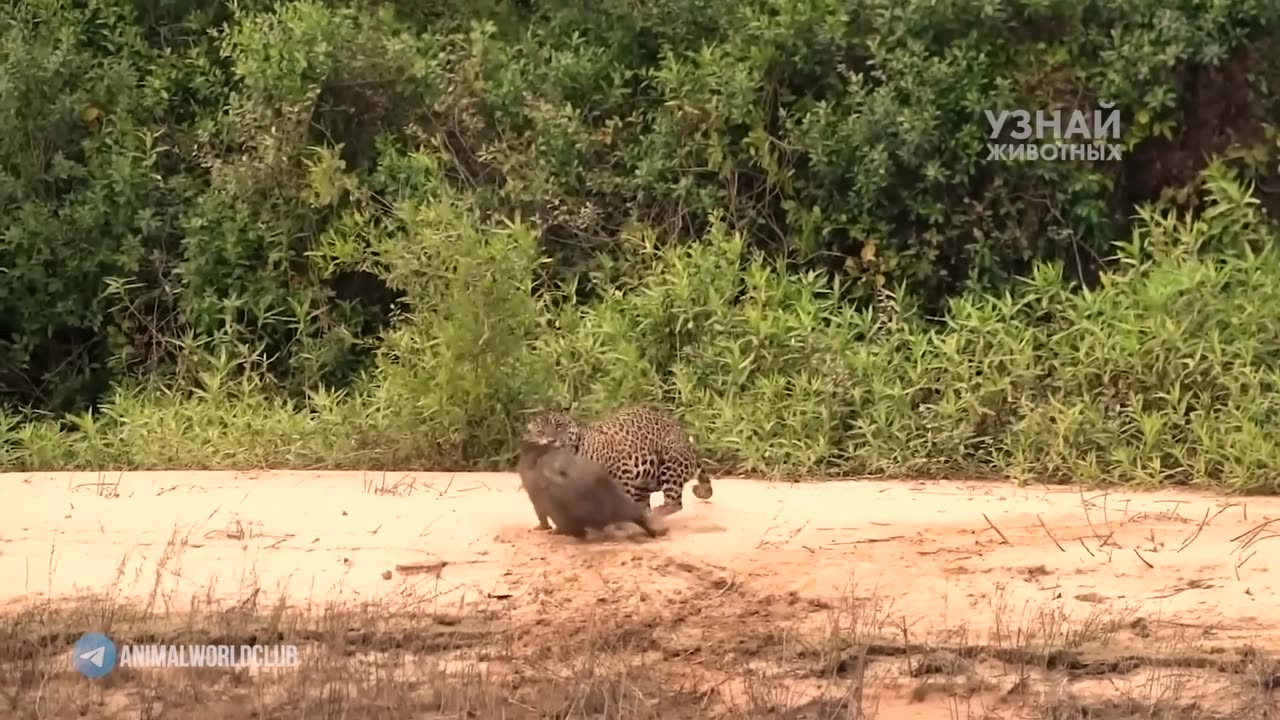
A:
2,471,1279,718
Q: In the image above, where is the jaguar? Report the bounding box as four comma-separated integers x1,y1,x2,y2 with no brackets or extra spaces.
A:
523,405,714,516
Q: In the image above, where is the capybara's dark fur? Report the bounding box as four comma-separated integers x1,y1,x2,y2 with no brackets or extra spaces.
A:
517,438,664,540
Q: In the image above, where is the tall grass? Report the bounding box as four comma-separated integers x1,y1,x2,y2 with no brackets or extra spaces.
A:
4,162,1279,493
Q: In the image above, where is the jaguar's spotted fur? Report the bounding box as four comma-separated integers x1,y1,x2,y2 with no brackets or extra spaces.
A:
523,405,714,515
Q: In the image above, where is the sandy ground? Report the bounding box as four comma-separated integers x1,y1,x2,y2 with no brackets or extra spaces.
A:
3,470,1280,718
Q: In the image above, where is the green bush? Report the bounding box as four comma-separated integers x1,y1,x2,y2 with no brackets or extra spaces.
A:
7,161,1280,493
4,0,1280,491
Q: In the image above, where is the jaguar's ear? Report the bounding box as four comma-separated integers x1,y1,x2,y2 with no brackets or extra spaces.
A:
521,401,576,416
540,399,576,417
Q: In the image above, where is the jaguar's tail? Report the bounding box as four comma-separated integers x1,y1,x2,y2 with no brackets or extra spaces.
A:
692,464,714,500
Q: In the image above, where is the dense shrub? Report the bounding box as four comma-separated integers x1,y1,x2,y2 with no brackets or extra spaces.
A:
7,162,1280,492
4,0,1280,490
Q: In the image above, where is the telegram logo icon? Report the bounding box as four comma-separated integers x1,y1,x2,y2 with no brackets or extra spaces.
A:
72,632,118,678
